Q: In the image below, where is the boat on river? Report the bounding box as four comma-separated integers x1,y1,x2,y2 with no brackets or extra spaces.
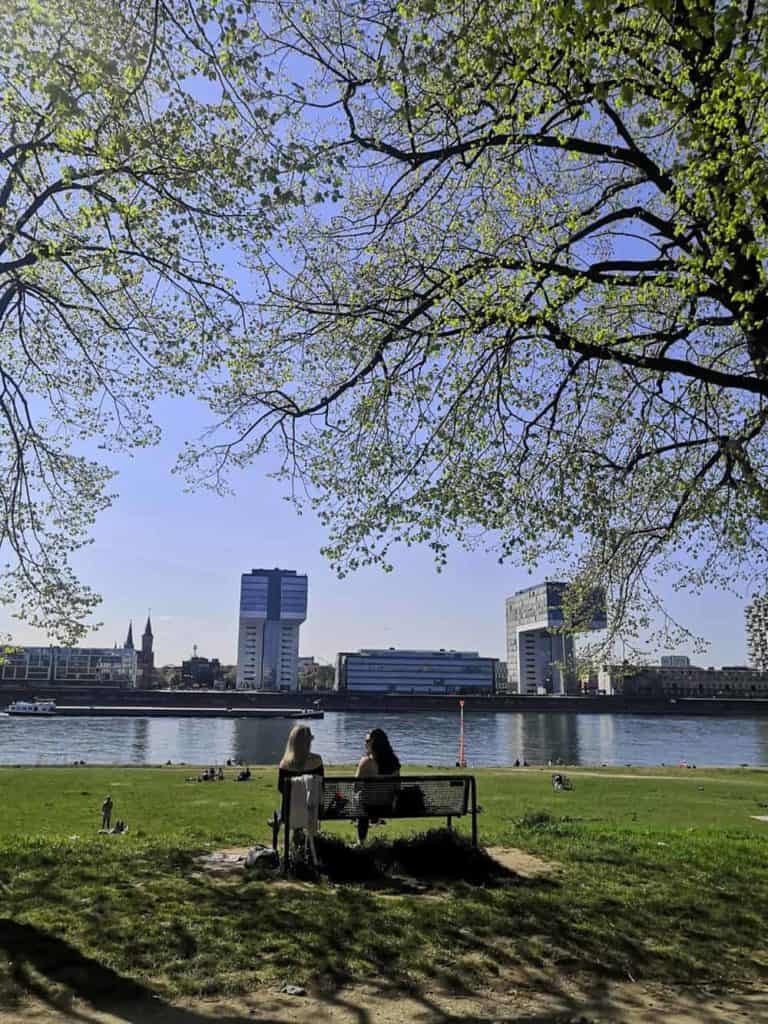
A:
4,702,321,719
6,698,57,716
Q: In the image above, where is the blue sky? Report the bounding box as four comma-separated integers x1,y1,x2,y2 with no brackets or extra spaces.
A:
0,394,751,668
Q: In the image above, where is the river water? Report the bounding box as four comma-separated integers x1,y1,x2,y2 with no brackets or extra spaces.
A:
1,710,767,767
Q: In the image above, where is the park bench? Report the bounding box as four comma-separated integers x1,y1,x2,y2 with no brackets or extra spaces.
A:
269,774,479,868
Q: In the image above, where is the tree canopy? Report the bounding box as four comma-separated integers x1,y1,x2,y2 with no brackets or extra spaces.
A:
6,0,768,646
186,0,768,643
0,0,288,640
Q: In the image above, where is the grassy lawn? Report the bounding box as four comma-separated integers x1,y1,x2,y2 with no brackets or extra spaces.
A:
1,764,767,1007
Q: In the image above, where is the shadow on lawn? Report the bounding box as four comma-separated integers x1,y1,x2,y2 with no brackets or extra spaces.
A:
0,919,273,1024
0,826,764,1024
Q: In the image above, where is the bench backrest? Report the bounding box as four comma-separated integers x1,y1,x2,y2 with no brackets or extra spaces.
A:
313,774,472,821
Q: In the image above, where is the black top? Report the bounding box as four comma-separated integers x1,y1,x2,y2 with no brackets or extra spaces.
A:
278,763,324,795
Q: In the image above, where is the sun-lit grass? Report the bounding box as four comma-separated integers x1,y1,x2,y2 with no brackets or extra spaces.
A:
1,764,767,1005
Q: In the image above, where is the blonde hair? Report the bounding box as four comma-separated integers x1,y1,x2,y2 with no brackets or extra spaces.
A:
279,724,313,770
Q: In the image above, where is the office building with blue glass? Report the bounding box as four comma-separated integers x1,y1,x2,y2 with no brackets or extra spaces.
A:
236,568,308,690
334,649,497,695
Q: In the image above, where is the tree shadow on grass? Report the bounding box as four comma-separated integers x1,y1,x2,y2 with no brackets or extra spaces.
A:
0,919,280,1024
2,827,766,1024
230,831,767,1024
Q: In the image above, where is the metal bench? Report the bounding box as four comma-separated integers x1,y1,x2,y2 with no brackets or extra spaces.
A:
270,774,479,867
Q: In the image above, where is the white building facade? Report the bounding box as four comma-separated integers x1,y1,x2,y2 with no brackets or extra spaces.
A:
236,568,308,690
505,582,606,695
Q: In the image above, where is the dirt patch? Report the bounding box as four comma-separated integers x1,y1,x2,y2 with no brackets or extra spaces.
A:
196,845,251,874
2,977,766,1023
199,843,558,885
196,847,315,891
486,845,561,878
194,849,248,879
198,844,559,884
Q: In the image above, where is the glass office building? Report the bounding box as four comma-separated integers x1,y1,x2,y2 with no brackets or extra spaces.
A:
0,646,137,687
334,649,497,695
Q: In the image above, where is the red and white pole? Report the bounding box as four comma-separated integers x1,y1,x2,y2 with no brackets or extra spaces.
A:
457,699,466,768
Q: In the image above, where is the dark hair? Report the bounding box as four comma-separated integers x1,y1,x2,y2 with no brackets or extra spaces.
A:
368,728,400,774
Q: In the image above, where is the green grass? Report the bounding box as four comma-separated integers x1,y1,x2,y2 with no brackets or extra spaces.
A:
1,764,767,1007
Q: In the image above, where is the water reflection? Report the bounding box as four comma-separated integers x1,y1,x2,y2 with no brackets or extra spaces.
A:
756,719,768,765
0,710,766,767
231,718,295,766
516,713,583,764
130,718,149,763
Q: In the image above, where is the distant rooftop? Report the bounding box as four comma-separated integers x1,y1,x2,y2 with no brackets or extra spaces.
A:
247,568,300,575
509,581,566,597
356,649,481,658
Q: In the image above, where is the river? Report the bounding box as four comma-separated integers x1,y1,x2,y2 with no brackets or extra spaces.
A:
1,710,767,767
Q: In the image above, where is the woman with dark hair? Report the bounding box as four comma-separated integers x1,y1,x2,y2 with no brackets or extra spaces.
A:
355,727,400,843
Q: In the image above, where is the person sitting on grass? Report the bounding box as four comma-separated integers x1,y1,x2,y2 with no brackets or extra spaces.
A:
355,728,400,844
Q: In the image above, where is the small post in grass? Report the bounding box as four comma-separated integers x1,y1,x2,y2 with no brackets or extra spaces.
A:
457,699,466,768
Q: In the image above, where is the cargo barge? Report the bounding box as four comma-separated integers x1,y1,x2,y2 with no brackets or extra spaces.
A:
4,704,323,720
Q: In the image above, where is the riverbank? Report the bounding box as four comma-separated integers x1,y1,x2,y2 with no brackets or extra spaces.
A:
1,764,767,1021
3,683,768,716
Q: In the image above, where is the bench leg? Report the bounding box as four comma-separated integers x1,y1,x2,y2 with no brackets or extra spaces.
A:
283,793,291,874
269,810,280,852
446,814,452,831
470,776,478,847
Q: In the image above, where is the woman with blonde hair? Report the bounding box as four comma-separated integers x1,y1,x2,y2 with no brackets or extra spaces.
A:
277,724,324,795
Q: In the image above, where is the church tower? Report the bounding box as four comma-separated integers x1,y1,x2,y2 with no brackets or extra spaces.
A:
125,622,134,650
137,615,155,688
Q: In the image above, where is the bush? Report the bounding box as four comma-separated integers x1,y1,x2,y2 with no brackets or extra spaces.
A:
311,829,514,886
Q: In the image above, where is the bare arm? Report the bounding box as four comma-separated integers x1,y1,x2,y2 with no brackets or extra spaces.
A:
356,755,377,778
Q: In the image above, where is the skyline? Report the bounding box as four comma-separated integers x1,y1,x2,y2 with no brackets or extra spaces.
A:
0,400,753,670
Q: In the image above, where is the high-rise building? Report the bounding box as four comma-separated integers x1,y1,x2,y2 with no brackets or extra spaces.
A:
746,593,768,672
236,568,308,690
505,581,606,695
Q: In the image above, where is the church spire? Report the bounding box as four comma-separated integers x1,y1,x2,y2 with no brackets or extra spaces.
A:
138,610,155,688
125,621,134,650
